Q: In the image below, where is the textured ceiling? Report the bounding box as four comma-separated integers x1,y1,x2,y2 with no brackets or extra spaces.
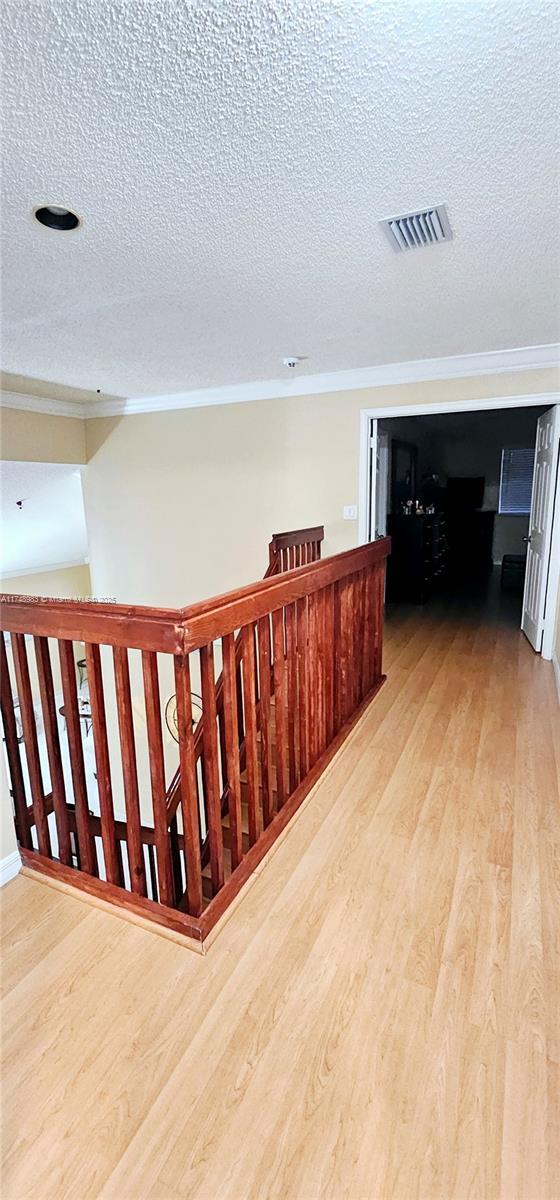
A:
1,0,558,402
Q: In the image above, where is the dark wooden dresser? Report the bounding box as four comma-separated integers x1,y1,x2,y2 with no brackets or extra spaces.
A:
387,513,448,604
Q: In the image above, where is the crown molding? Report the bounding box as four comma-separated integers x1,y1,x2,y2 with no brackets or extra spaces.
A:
1,343,558,420
87,342,559,417
0,389,85,418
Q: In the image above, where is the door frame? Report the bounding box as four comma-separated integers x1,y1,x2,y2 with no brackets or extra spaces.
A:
358,390,560,659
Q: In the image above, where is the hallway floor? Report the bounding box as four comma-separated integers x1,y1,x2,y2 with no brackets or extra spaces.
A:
1,595,559,1199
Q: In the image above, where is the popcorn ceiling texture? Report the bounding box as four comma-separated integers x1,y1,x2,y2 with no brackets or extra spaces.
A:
1,0,558,399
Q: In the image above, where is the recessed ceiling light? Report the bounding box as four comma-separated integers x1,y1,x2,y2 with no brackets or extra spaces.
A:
34,205,80,231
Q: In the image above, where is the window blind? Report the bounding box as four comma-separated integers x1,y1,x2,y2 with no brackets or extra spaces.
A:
498,447,535,515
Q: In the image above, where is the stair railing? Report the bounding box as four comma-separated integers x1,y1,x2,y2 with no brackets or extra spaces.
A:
0,532,389,946
165,525,325,852
266,525,324,575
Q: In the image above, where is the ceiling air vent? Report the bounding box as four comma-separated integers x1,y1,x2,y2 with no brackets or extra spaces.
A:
380,204,452,252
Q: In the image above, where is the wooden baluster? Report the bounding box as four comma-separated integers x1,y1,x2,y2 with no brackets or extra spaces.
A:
141,650,174,906
351,572,359,705
34,636,71,865
174,654,203,916
347,576,357,715
324,583,335,745
85,643,120,885
308,591,321,766
11,634,50,856
373,561,385,682
0,635,31,848
317,586,328,755
257,614,274,826
333,580,343,734
338,578,351,723
345,574,355,712
59,639,96,875
271,607,287,808
361,568,373,694
366,568,374,693
241,623,261,845
358,572,366,700
354,570,364,703
200,642,224,894
286,602,299,788
113,645,145,895
295,597,308,780
354,568,364,700
314,589,324,758
351,573,360,710
221,632,242,869
318,580,326,748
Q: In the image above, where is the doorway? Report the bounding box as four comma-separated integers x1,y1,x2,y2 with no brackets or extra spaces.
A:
359,395,560,658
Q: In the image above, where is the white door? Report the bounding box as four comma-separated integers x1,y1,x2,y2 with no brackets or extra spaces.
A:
521,405,560,651
375,431,389,537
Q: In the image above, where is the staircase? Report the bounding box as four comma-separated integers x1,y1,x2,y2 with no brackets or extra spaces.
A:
1,524,390,949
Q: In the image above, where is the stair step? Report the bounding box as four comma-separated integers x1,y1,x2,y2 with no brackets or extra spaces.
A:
222,825,251,854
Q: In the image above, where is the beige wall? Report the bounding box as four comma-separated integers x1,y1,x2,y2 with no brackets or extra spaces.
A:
0,562,91,599
0,406,86,464
84,368,557,608
0,753,18,863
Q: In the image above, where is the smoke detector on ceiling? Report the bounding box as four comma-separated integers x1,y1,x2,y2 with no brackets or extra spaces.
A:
380,203,452,252
283,356,304,368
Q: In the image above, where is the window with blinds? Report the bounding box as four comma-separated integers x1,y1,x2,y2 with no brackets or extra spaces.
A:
498,447,535,515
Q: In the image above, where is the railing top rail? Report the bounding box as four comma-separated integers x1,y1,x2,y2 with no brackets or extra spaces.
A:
269,525,324,551
0,595,184,653
178,538,390,649
0,538,390,653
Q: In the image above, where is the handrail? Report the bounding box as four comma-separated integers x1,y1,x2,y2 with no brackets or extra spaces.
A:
268,524,323,572
0,529,390,947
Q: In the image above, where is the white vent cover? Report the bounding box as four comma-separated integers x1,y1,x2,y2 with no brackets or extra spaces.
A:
380,204,452,252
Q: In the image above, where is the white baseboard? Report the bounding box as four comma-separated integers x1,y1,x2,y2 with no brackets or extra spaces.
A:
0,849,21,887
553,652,560,705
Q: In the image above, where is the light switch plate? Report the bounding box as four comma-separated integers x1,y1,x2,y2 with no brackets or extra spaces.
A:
343,505,358,520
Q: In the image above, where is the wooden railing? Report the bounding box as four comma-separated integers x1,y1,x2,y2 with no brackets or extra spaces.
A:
164,525,324,837
0,532,390,947
266,525,324,576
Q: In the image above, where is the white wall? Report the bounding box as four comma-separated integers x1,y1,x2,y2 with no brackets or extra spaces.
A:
0,753,19,869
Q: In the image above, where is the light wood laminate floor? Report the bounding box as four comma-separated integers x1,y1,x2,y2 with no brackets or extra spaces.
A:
1,592,559,1199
